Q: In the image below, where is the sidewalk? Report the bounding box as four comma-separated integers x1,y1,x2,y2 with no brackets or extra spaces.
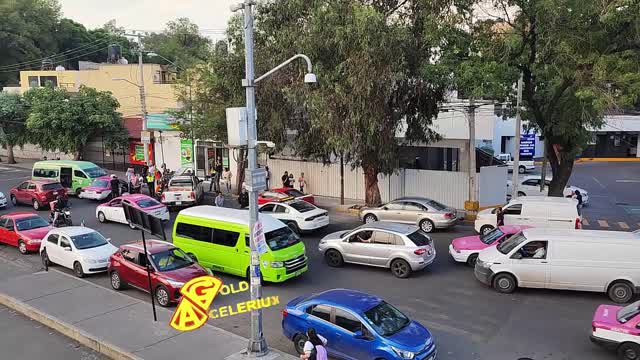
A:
0,265,296,360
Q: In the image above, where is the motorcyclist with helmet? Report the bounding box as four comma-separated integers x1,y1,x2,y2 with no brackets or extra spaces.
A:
51,194,69,226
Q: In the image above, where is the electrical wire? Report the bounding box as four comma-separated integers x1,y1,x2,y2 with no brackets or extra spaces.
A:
0,39,112,71
0,46,110,73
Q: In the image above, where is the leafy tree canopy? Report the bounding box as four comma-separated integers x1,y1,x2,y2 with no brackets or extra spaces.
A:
142,18,212,71
0,92,29,163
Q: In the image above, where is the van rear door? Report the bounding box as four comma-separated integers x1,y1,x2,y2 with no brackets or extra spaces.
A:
547,206,577,229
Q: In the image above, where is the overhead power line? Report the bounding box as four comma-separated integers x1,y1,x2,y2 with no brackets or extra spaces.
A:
0,38,112,71
0,46,109,73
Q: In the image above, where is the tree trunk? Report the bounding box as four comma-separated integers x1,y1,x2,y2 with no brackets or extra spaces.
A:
235,148,247,195
6,144,16,164
546,141,574,196
73,151,81,160
363,164,382,207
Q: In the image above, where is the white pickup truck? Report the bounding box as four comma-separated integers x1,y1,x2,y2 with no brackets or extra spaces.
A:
160,176,203,208
497,153,535,174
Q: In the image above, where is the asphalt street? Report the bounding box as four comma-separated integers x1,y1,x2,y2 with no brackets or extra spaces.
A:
0,304,105,360
0,162,630,360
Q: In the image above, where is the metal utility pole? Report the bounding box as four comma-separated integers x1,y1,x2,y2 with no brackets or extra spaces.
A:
511,74,524,197
137,36,149,166
540,145,548,192
468,99,477,208
240,0,268,355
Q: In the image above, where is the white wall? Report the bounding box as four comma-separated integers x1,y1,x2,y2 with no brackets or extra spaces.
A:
479,166,508,206
152,131,182,170
395,109,494,141
492,117,545,158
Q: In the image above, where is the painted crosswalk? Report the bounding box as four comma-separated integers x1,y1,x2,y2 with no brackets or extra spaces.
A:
581,218,639,231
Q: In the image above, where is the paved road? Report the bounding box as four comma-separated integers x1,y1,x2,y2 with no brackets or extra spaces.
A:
0,163,620,360
0,304,105,360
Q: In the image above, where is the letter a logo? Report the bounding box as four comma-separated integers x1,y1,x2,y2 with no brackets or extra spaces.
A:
170,276,222,332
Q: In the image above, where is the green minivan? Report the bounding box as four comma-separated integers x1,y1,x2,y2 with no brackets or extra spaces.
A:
172,206,308,283
32,160,107,195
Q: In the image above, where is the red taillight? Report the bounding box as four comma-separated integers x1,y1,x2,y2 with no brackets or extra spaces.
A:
282,309,288,318
414,248,427,255
189,191,195,199
96,191,101,194
444,212,454,219
161,193,165,201
575,218,582,229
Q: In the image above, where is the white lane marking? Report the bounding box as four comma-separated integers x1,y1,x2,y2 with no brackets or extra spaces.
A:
582,218,589,226
592,176,606,189
597,220,609,228
618,222,630,229
616,180,640,183
0,176,30,182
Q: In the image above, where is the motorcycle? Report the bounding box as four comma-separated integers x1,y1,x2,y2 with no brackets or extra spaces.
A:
50,208,72,227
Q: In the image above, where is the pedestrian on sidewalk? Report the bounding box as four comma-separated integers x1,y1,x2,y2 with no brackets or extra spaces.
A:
215,191,225,207
110,174,120,199
288,173,295,189
496,206,504,226
223,167,233,193
215,159,223,191
282,171,289,187
300,328,328,360
146,171,155,197
209,167,217,192
298,172,307,193
265,166,271,190
238,187,249,209
130,173,140,194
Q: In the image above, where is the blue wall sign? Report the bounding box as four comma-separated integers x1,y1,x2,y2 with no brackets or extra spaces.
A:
520,134,535,157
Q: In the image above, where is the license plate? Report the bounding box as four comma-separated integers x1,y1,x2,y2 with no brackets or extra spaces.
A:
294,269,304,277
176,201,182,205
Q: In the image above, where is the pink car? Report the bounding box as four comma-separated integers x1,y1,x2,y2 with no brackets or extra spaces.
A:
78,176,128,201
96,194,169,227
590,301,640,359
449,225,531,266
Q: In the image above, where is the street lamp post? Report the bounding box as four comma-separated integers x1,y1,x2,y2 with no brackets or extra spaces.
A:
233,0,316,355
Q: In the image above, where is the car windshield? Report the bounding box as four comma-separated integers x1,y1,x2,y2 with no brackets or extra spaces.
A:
497,232,528,254
91,180,109,188
407,230,431,246
363,301,411,336
617,301,640,323
285,189,305,197
84,167,107,178
426,200,447,211
136,198,161,208
150,248,194,272
290,201,315,213
169,179,193,187
41,183,63,191
16,216,49,231
265,226,300,251
71,231,108,250
480,228,506,244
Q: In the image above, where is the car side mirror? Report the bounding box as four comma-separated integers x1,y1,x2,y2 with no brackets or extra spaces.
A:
353,330,365,339
382,206,388,211
106,238,112,242
511,252,522,260
63,246,72,251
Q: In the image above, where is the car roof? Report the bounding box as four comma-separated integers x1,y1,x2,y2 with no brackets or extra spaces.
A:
356,221,418,234
498,225,532,233
50,226,98,236
1,212,41,219
394,196,434,202
34,160,99,169
121,240,174,254
522,228,640,242
510,196,578,205
25,179,60,185
304,289,382,313
178,206,286,232
119,194,154,201
170,176,194,181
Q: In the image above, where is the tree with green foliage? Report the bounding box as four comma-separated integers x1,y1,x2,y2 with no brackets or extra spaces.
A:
480,0,640,195
142,18,212,71
0,92,29,164
24,86,128,159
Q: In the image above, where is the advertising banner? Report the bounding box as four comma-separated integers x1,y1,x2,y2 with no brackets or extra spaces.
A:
520,134,536,157
180,139,193,167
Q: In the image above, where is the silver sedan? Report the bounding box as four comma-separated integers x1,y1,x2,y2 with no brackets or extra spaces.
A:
318,222,436,278
358,196,461,233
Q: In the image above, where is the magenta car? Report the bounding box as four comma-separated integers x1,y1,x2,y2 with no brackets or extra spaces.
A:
449,225,531,266
78,176,128,201
96,194,170,227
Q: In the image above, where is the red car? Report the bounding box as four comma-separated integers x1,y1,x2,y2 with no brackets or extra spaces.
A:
0,212,53,254
108,240,209,307
10,180,66,210
257,191,295,205
271,187,315,205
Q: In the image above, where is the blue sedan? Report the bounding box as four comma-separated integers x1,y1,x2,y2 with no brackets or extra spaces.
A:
282,289,436,360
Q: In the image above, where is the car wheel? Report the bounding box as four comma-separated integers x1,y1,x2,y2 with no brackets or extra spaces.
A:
73,262,85,278
325,249,344,267
155,285,171,307
363,214,377,224
18,240,27,254
41,249,51,267
618,342,640,360
518,166,526,174
287,222,300,234
293,334,307,355
517,191,526,197
608,281,634,304
480,225,494,235
390,259,412,278
10,195,17,206
466,253,479,267
32,199,40,210
75,188,82,197
493,273,517,293
97,211,107,223
110,271,124,290
419,219,435,233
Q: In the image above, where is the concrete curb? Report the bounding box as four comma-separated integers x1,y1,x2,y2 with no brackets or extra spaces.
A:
576,157,640,163
0,292,142,360
334,206,360,216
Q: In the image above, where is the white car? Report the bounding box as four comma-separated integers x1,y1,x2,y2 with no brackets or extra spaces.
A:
39,226,117,277
507,176,589,204
496,153,535,174
0,191,7,208
258,200,329,233
96,194,170,228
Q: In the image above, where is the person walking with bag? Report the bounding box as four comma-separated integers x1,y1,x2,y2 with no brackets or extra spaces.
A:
300,328,328,360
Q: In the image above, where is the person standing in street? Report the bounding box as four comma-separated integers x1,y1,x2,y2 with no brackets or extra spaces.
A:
222,167,233,193
126,167,134,189
574,190,583,215
110,175,120,199
238,187,249,209
214,191,225,207
265,166,271,190
300,328,328,360
298,172,308,193
496,206,504,227
215,159,223,192
288,173,295,188
282,171,289,187
146,171,155,197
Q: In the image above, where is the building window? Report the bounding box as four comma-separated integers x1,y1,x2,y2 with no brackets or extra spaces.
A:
39,76,58,87
28,76,39,88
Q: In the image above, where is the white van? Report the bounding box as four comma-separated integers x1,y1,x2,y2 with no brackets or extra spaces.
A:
474,228,640,303
474,197,581,235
